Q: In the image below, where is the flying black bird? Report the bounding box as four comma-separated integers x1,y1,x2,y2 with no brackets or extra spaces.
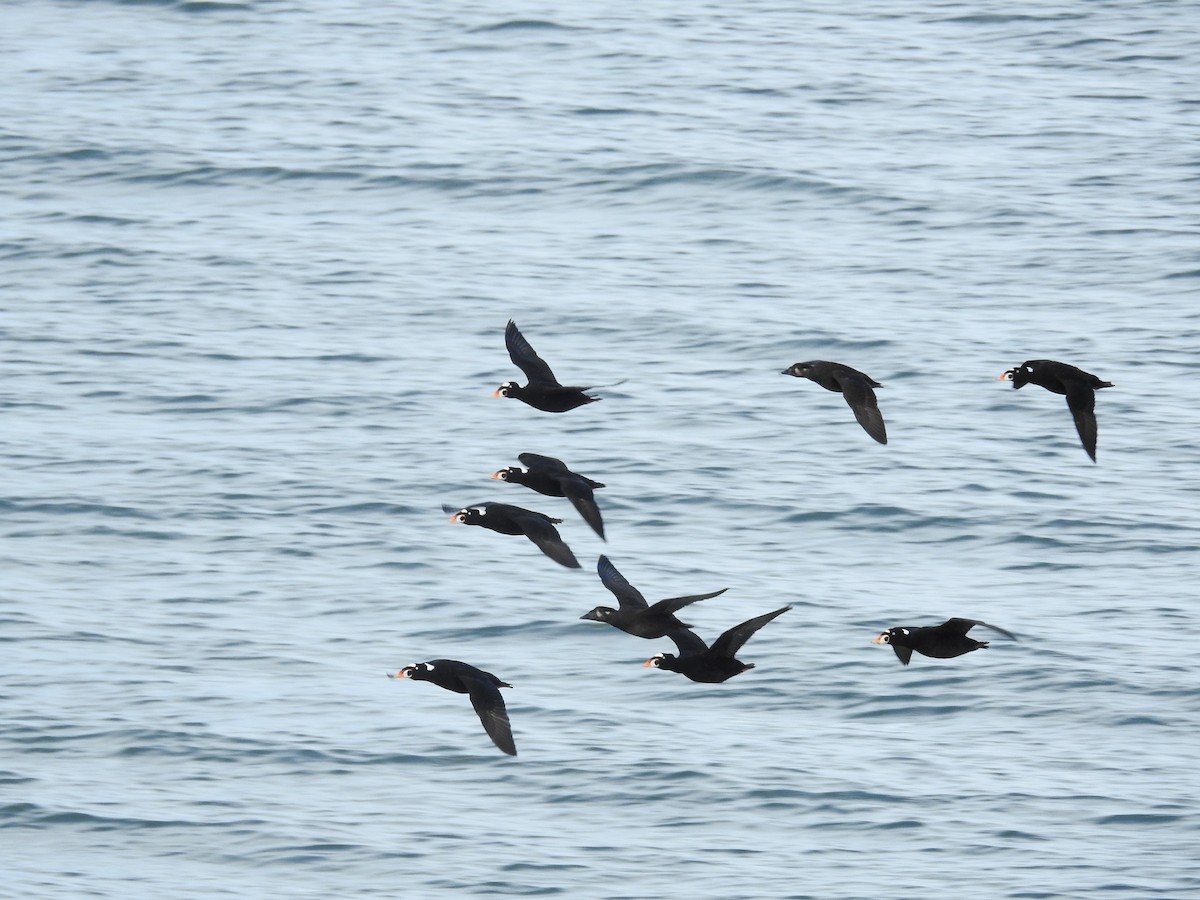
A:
781,360,887,444
872,618,1018,666
494,319,599,413
644,606,791,683
445,502,581,569
388,659,516,756
580,555,728,639
492,453,607,540
1000,359,1114,462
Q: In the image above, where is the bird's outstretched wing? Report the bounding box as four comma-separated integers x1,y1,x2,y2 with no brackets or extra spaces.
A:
597,555,648,610
710,606,791,659
505,320,560,385
646,588,728,618
1065,382,1099,462
664,627,709,658
943,618,1018,641
516,514,580,568
841,377,887,445
561,478,605,540
891,643,914,666
465,675,517,756
518,452,571,473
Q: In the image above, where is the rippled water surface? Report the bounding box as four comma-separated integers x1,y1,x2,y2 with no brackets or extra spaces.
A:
4,1,1200,897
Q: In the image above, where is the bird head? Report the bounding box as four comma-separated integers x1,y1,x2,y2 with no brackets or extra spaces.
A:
493,382,518,398
447,506,484,525
782,362,813,379
580,606,615,622
389,662,433,680
643,653,677,670
490,467,523,482
871,627,910,646
999,363,1034,388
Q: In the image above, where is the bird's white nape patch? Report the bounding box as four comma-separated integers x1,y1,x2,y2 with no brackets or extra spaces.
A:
1023,365,1034,373
424,662,435,671
900,628,909,635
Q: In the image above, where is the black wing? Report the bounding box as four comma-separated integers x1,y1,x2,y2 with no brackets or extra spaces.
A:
465,675,517,756
645,587,729,618
561,477,605,540
597,555,648,610
518,452,571,473
521,452,605,490
505,320,560,386
515,513,580,568
942,618,1018,641
1065,382,1099,462
710,606,791,659
841,376,887,445
664,627,709,658
891,643,914,666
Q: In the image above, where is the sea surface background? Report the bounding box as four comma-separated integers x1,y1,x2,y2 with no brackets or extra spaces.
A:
3,1,1199,898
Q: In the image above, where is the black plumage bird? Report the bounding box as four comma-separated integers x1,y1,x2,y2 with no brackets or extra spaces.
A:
388,659,516,756
872,618,1018,666
580,555,728,639
445,502,581,569
645,606,791,683
1000,359,1114,462
494,319,599,413
492,453,607,540
781,360,887,444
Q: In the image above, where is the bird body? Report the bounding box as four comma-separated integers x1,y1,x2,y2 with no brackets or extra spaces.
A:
782,360,887,444
389,659,517,756
495,319,599,412
872,617,1017,666
1000,359,1113,461
492,453,606,539
446,502,581,568
581,555,728,639
646,606,791,683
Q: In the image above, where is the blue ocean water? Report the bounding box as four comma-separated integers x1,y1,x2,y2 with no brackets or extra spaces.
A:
3,1,1199,897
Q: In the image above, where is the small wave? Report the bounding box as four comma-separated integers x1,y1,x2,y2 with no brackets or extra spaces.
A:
1091,813,1189,826
179,1,251,11
113,165,364,188
0,500,156,519
940,13,1083,24
469,20,578,33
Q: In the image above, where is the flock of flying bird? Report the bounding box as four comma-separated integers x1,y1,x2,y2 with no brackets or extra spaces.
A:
390,320,1114,756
